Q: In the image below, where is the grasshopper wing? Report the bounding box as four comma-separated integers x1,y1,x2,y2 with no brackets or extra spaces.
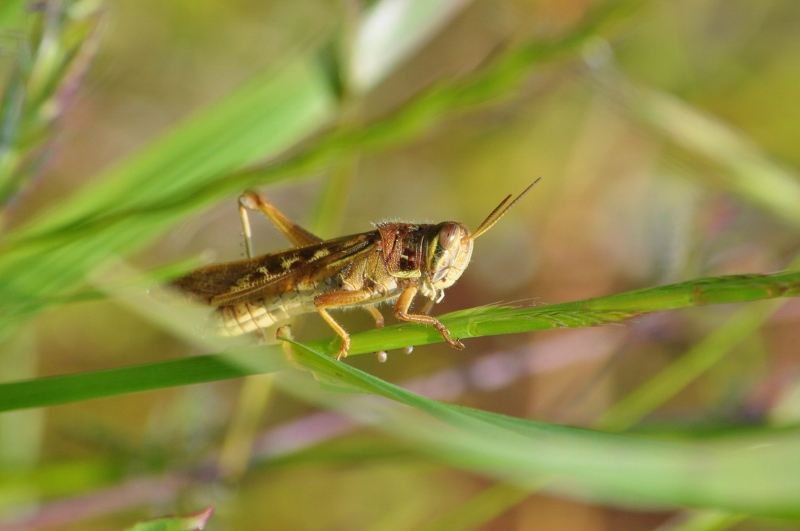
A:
171,232,379,306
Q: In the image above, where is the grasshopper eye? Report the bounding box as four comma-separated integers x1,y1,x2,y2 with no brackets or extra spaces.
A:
438,223,460,250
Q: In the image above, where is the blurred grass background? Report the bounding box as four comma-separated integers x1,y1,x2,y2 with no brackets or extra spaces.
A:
1,0,800,529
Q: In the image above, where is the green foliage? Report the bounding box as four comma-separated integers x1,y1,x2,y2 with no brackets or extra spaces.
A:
2,271,797,413
1,0,800,530
273,339,800,517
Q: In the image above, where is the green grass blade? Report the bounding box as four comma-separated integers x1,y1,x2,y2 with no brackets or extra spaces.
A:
350,0,472,92
419,483,532,531
0,1,641,339
0,57,334,334
0,270,797,413
342,271,800,354
1,0,640,255
273,340,800,517
666,511,746,531
0,2,103,206
0,348,289,413
610,78,800,227
595,299,783,431
7,60,332,242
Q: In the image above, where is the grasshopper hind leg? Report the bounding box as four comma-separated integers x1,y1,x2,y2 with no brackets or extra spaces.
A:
239,190,323,248
317,308,351,361
314,289,373,360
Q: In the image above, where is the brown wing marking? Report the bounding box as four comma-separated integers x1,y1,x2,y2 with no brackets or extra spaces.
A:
171,232,377,306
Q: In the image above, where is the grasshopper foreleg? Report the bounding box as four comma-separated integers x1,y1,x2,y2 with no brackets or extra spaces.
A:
394,286,464,350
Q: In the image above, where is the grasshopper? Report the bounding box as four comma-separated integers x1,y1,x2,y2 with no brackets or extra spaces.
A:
171,179,539,361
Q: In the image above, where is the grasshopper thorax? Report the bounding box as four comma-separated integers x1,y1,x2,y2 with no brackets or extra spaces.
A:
376,221,473,291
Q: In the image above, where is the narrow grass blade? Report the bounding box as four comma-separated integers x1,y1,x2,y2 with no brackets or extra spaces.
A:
274,340,800,518
350,0,472,92
0,270,797,413
0,57,334,337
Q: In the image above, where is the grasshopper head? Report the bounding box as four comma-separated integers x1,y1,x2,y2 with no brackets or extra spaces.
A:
422,179,541,297
423,222,474,291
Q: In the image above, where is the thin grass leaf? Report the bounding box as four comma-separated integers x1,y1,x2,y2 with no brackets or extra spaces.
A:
0,1,643,346
0,270,797,413
595,299,784,432
0,56,335,339
0,458,122,508
350,0,473,93
0,346,289,413
418,483,531,531
596,69,800,227
271,340,800,517
661,511,746,531
0,0,641,253
2,1,795,529
341,271,800,354
0,2,103,207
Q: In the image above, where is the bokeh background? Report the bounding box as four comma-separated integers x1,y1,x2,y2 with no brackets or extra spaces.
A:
2,0,800,529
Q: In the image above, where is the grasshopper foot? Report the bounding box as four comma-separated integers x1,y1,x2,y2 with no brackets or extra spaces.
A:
443,337,465,350
335,337,350,361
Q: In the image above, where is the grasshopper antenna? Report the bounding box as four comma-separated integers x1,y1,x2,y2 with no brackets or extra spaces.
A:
472,178,541,240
